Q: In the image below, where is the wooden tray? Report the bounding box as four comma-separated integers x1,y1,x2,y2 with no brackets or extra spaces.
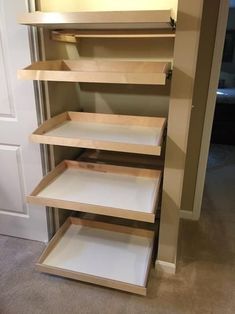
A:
18,10,174,30
18,59,171,85
30,112,166,156
36,217,155,295
27,161,162,222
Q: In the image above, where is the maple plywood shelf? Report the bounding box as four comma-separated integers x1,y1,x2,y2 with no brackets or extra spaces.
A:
18,59,171,85
27,161,162,223
31,112,166,156
18,10,175,30
36,217,154,295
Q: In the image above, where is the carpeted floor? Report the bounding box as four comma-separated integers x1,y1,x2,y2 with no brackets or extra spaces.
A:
0,144,235,314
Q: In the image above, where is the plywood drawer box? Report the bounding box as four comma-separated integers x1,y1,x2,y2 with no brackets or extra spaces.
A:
30,112,166,156
18,59,171,85
36,217,154,295
27,161,161,223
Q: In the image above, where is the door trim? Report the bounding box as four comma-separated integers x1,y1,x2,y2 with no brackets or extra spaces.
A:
186,0,229,221
27,0,55,239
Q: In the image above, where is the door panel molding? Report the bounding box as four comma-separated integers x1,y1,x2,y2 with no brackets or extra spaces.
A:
0,144,28,216
0,6,15,120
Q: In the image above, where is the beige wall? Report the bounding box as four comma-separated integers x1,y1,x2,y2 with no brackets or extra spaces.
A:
38,0,178,19
78,36,173,118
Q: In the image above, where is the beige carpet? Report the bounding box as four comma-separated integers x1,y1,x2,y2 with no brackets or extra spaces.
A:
0,144,235,314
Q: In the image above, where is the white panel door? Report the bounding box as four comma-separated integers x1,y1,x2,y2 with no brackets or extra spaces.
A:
0,0,48,241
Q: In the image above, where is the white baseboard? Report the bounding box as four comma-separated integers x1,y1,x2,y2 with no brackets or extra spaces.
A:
155,260,176,274
180,210,198,220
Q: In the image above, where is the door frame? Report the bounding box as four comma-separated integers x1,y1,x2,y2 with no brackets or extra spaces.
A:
27,0,55,239
189,0,229,221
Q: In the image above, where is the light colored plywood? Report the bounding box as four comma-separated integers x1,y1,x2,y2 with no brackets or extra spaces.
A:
27,161,162,222
18,59,171,85
18,10,174,30
31,112,166,155
36,217,154,295
51,29,176,43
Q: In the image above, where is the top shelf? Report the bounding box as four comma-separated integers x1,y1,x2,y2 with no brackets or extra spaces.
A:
18,10,175,30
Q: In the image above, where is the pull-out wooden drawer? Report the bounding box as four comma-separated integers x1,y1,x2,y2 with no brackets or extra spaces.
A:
27,161,161,223
36,217,154,295
30,112,166,156
18,59,171,85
